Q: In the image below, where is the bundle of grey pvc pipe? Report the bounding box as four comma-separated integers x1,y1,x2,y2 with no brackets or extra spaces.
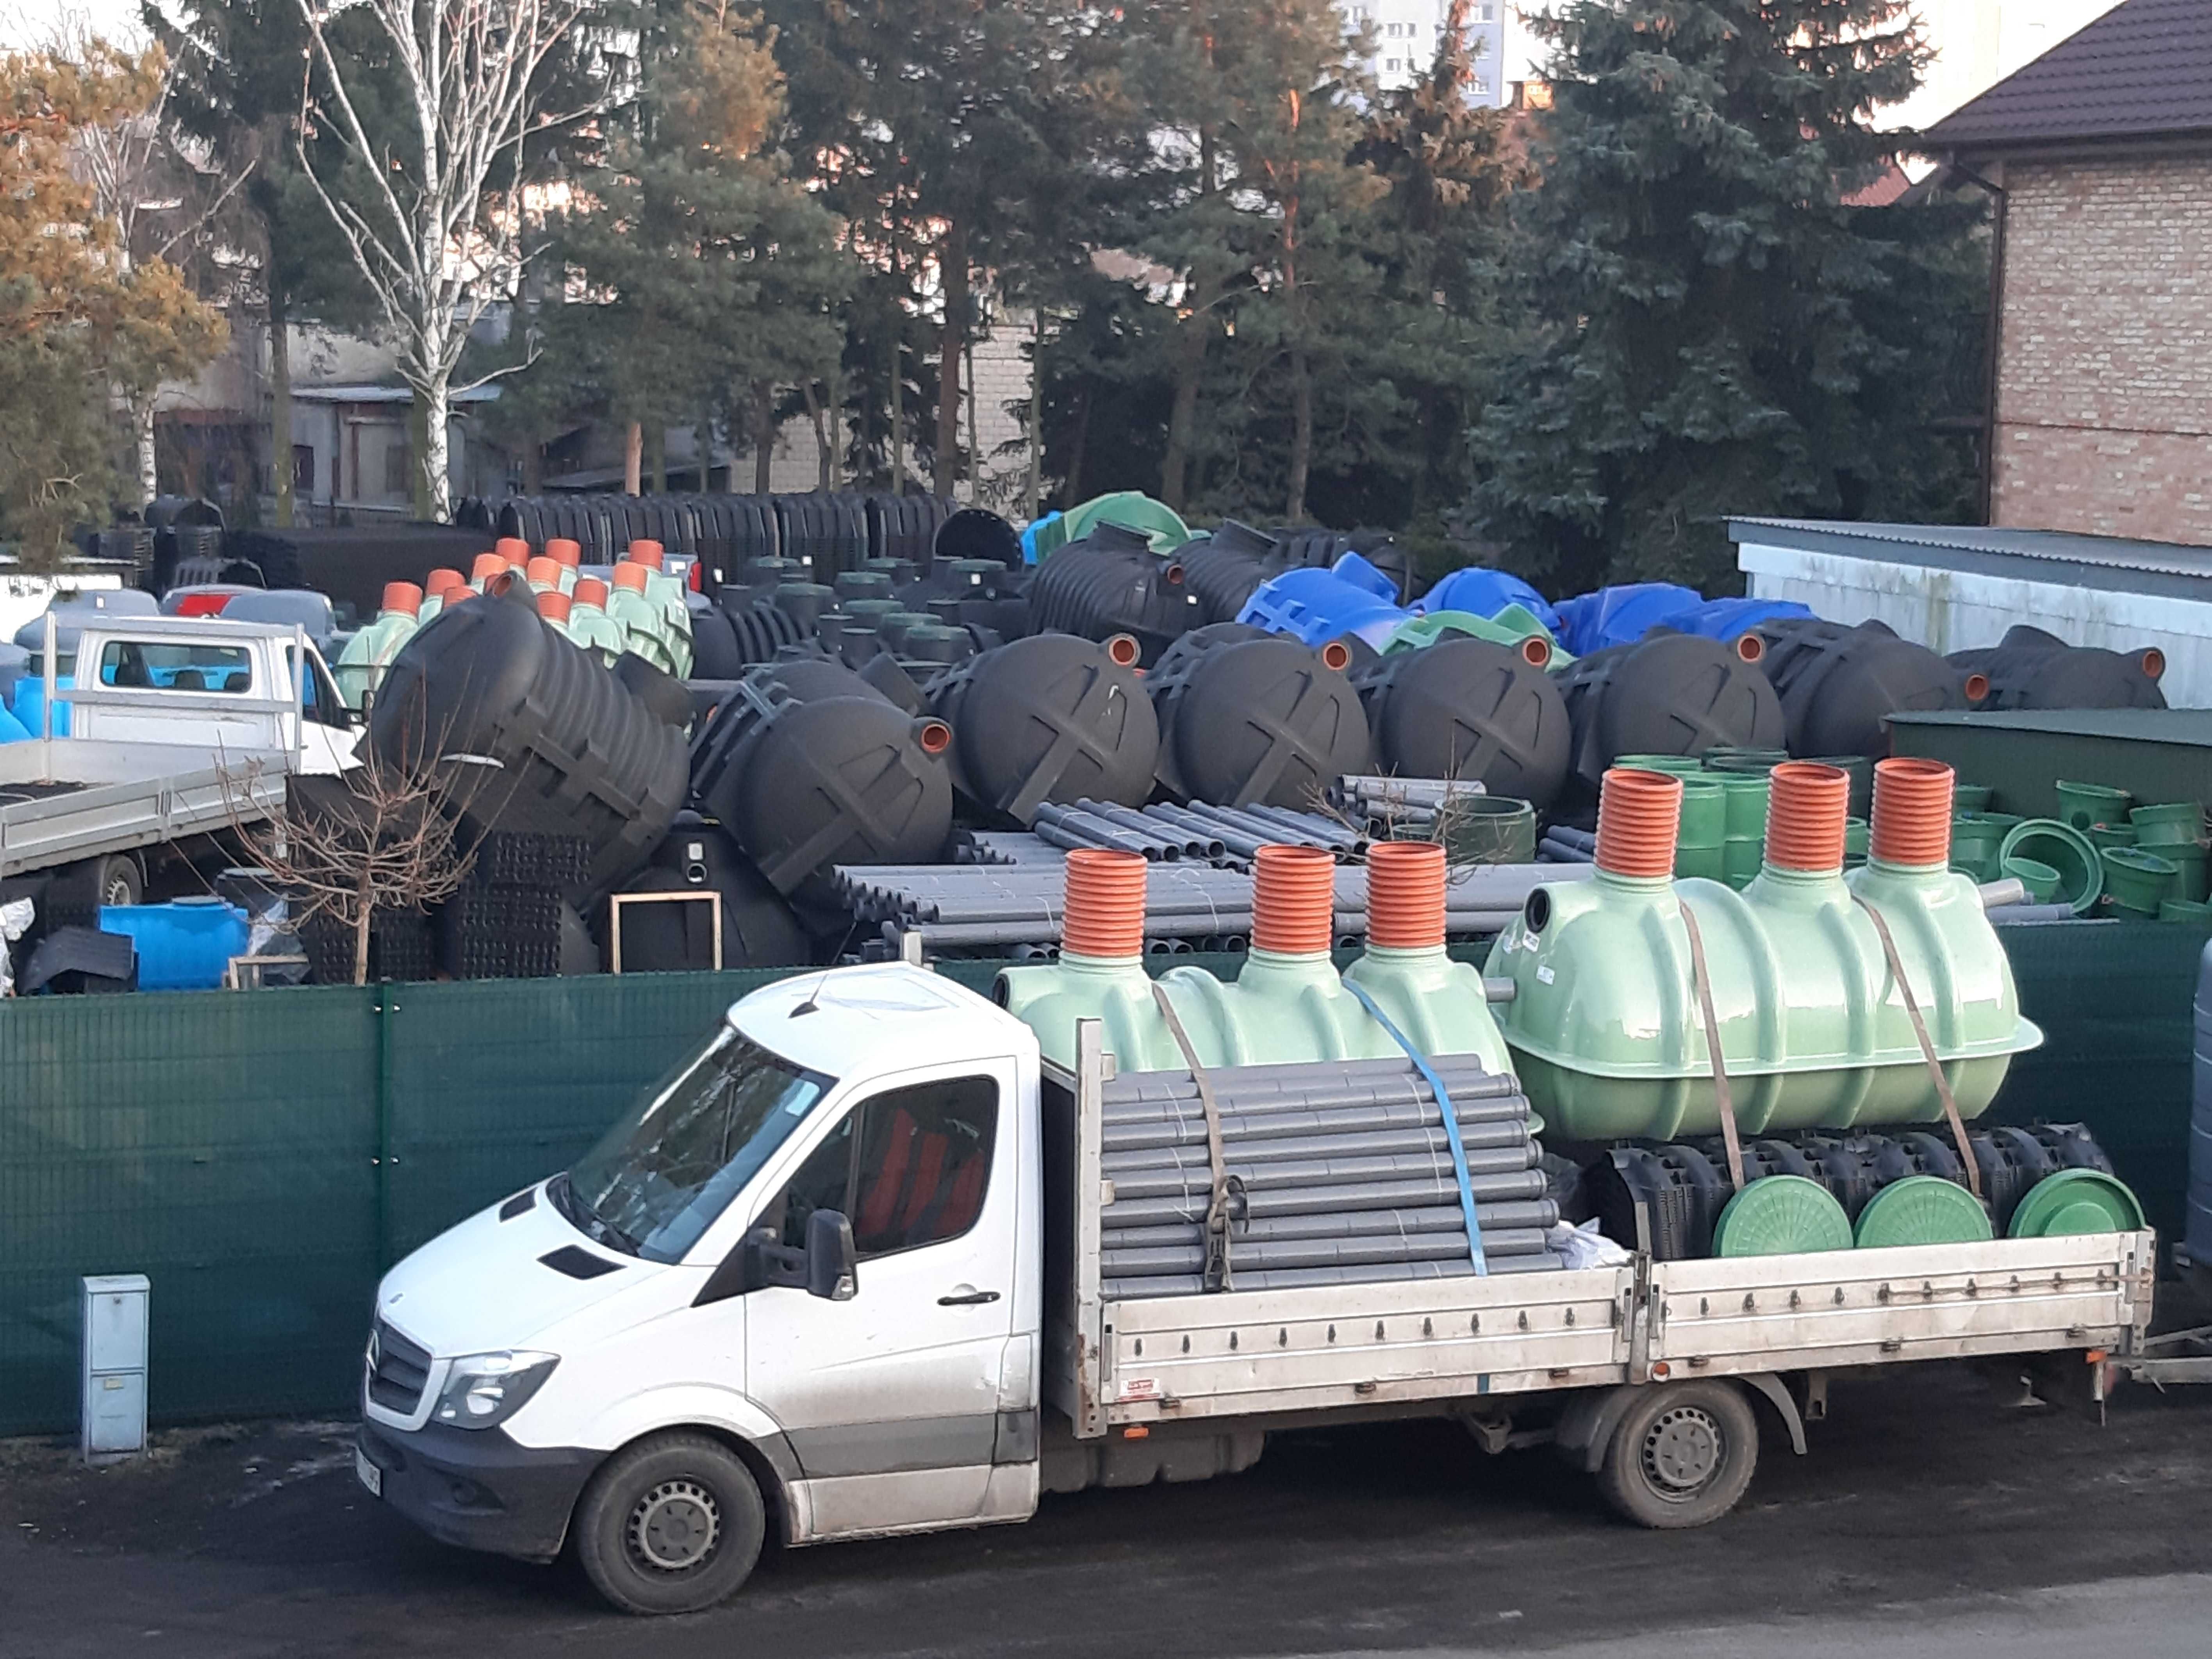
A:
1096,1055,1563,1297
833,861,1591,953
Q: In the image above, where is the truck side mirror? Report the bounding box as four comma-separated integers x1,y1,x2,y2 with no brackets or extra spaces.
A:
806,1209,858,1302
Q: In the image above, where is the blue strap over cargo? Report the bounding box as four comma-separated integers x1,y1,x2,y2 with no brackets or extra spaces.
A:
1340,981,1488,1276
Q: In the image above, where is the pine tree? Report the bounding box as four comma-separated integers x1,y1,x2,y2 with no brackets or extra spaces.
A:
1466,0,1987,595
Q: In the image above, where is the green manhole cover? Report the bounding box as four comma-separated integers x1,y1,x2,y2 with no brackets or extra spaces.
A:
2006,1169,2146,1238
1852,1175,1993,1249
1712,1175,1853,1257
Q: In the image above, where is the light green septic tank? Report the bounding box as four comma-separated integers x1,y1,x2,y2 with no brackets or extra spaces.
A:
995,844,1515,1079
1482,856,2041,1141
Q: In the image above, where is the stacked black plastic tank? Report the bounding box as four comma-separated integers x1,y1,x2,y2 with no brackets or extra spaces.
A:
1147,623,1371,808
1555,631,1786,798
1352,637,1572,809
494,491,955,586
1753,617,1982,758
1174,520,1288,624
1949,624,2168,711
928,633,1160,821
1028,521,1204,663
368,586,690,899
688,659,955,899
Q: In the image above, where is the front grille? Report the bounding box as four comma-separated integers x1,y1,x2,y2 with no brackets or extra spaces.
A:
366,1320,432,1414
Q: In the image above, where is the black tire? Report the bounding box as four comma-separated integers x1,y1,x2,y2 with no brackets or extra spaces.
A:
573,1432,767,1615
93,854,143,909
1596,1380,1759,1529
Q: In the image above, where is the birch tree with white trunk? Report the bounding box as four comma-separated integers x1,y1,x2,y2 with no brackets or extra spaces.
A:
292,0,605,519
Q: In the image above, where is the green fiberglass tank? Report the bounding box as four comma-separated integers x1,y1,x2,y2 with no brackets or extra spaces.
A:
1485,758,2041,1141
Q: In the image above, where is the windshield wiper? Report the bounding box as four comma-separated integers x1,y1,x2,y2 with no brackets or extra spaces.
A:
549,1173,643,1257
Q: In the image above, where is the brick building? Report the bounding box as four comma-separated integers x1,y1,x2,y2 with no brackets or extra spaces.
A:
1925,0,2212,546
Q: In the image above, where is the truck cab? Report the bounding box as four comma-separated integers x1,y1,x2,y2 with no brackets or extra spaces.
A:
358,963,1044,1614
56,615,359,774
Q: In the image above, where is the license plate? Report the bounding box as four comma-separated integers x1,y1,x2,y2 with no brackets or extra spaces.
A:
355,1445,382,1498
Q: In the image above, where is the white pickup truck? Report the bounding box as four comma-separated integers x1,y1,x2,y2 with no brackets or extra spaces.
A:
354,961,2153,1616
2,613,357,902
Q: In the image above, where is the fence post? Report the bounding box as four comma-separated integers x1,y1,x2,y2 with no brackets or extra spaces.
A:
375,979,396,1267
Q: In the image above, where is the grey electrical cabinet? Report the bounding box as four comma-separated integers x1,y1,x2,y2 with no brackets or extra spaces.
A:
81,1274,149,1463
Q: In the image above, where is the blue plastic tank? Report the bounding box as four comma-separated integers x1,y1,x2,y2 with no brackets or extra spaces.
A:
1659,595,1816,642
2191,940,2212,1268
1237,551,1411,649
1551,583,1704,655
1417,567,1562,633
9,674,71,737
98,899,252,990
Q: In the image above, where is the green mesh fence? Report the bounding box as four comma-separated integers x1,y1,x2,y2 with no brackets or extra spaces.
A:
0,929,2198,1436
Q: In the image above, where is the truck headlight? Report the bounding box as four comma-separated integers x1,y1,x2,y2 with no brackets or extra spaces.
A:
431,1351,558,1430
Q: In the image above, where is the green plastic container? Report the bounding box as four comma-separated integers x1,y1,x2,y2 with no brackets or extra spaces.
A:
1806,755,1874,819
1720,774,1770,839
1950,812,2024,882
1713,1176,1853,1256
1843,817,1869,868
1484,861,2043,1142
1675,777,1726,850
1852,1174,1993,1248
2001,855,2062,904
1953,784,1993,814
2158,898,2212,925
2086,824,2139,851
2100,846,2180,917
1056,491,1190,555
2055,779,2132,830
1444,796,1537,865
1674,845,1726,881
1613,754,1704,776
1704,748,1789,776
1998,820,2103,915
2168,845,2210,903
2128,801,2206,845
1721,838,1764,890
1387,608,1571,669
2005,1169,2145,1238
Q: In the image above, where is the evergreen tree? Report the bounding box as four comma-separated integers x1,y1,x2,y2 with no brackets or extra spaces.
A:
524,0,848,490
1466,0,1987,595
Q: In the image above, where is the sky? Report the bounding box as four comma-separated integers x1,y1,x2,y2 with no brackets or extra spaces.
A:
0,0,2138,133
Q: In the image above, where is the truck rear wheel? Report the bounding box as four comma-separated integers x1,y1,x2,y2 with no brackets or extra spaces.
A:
573,1432,766,1615
93,854,143,908
1596,1379,1759,1529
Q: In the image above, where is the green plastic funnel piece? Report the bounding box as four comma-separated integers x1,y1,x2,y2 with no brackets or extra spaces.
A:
1852,1175,1993,1249
1998,820,2103,915
2054,780,2131,831
1713,1176,1854,1257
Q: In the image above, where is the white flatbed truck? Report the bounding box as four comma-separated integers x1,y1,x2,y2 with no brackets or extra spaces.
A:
2,614,356,903
354,962,2153,1615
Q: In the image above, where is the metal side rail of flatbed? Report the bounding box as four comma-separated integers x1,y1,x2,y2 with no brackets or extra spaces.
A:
1042,1025,2155,1440
0,743,291,879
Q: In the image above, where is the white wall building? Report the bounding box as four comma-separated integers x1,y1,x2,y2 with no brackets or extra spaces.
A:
1345,0,1511,105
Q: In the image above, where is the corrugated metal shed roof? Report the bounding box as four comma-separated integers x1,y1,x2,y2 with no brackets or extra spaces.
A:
1729,517,2212,604
1923,0,2212,151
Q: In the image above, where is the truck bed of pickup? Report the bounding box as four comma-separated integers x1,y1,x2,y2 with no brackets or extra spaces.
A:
0,740,290,880
1043,1023,2151,1440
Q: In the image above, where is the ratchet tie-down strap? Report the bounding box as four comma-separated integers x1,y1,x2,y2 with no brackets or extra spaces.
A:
1150,981,1243,1292
1341,980,1488,1276
1676,900,1747,1191
1852,894,1983,1201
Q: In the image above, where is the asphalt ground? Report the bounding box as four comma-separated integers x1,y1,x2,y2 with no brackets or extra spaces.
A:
4,1358,2212,1658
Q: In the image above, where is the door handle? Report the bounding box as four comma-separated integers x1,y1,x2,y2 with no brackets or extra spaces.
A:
938,1288,1001,1306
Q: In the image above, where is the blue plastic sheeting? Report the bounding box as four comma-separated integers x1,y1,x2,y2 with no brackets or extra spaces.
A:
1416,567,1562,633
98,900,251,990
1237,551,1410,648
1551,583,1703,655
1660,595,1815,642
1552,583,1814,654
1019,511,1061,564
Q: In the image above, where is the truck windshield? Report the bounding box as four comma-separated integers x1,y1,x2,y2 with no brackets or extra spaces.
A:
563,1027,833,1264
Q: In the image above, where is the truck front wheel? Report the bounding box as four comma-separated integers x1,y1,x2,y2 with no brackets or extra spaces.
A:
1596,1380,1759,1529
573,1432,767,1615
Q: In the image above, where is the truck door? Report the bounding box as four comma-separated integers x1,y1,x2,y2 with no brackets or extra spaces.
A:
744,1059,1022,1539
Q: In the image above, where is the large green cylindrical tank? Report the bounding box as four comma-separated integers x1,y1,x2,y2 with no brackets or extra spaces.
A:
1483,860,2041,1140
